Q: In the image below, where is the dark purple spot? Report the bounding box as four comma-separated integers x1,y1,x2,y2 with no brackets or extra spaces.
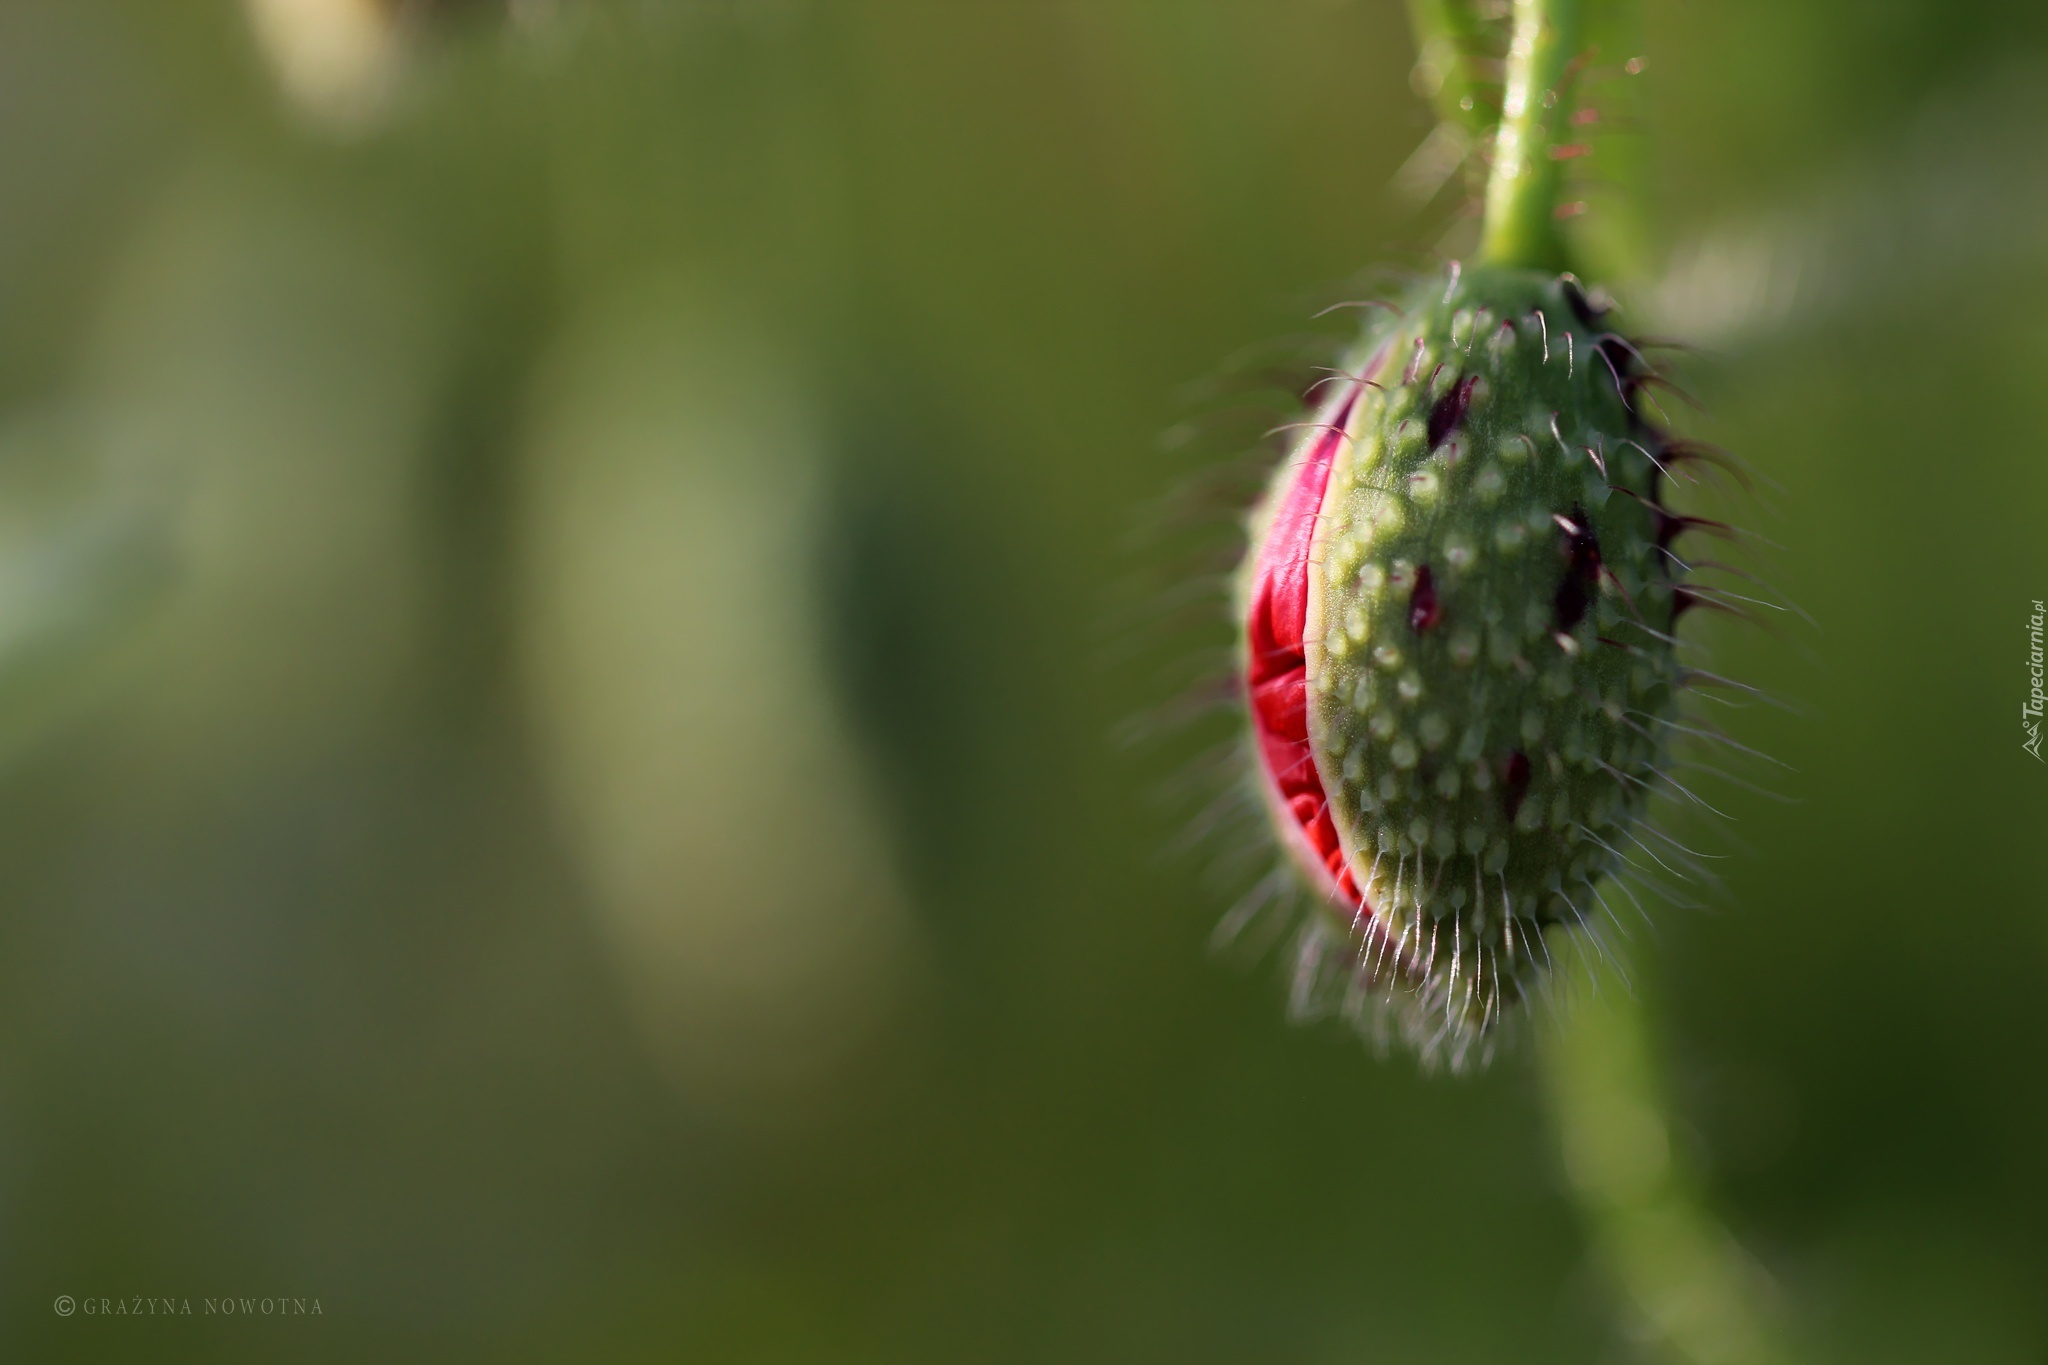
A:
1408,564,1441,633
1428,375,1478,450
1560,275,1605,328
1552,503,1601,635
1595,335,1636,382
1656,509,1732,551
1637,434,1669,499
1595,339,1638,414
1501,752,1532,820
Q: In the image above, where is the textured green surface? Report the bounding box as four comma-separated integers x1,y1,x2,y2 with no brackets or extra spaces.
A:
1302,265,1677,1055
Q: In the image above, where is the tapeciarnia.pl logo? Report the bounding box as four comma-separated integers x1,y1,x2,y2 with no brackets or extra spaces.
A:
2026,599,2045,762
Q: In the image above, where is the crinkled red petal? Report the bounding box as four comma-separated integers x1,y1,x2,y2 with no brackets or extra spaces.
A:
1245,390,1364,911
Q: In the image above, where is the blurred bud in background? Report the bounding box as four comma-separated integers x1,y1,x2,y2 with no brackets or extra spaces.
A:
77,165,450,783
516,278,916,1124
243,0,406,130
242,0,540,132
0,406,168,765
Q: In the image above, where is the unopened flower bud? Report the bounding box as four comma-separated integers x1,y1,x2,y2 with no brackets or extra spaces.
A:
1238,263,1685,1067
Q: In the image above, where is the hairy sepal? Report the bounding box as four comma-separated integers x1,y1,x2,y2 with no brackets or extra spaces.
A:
1240,264,1684,1068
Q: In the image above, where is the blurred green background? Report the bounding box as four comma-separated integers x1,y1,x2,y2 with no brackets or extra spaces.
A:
0,1,2043,1361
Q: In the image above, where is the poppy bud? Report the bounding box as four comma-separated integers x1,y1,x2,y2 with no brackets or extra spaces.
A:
1238,263,1685,1067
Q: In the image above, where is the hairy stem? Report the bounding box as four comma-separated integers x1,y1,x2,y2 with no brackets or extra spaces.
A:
1479,0,1582,270
1403,0,1492,137
1541,952,1800,1365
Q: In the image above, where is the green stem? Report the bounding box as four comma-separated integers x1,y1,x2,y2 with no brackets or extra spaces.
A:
1478,0,1582,270
1403,0,1492,138
1540,953,1800,1365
